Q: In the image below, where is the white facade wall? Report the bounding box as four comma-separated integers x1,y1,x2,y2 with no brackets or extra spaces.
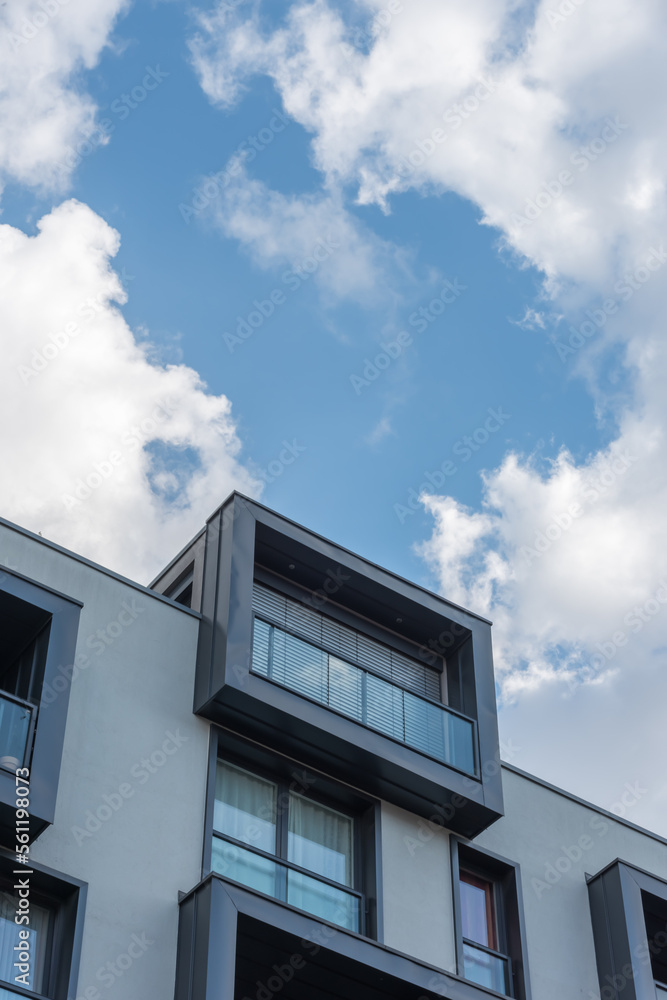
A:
0,523,210,1000
2,520,666,999
378,765,667,997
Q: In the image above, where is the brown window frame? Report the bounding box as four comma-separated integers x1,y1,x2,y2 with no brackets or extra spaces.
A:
460,867,498,952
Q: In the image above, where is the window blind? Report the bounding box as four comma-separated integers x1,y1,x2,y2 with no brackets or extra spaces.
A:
252,582,441,701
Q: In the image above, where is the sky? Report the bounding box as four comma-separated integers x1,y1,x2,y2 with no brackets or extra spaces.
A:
1,0,666,834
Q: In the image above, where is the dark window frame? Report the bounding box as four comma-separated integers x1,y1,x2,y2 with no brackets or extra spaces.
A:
203,725,383,942
0,570,82,843
0,849,87,1000
163,563,195,608
451,838,532,1000
250,611,480,777
194,493,504,839
460,867,499,952
587,858,667,999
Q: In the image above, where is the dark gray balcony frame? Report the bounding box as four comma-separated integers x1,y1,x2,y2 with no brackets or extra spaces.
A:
194,493,503,838
0,689,38,771
587,859,667,999
251,611,480,776
451,838,532,1000
202,725,384,941
0,848,87,1000
175,872,529,1000
0,569,82,844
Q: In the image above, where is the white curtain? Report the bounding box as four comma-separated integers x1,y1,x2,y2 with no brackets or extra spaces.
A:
287,793,353,886
213,761,277,854
0,890,51,992
0,699,30,766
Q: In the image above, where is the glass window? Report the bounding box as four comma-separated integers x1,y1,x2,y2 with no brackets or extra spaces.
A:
211,838,279,898
213,761,277,853
287,869,358,931
0,697,32,771
0,889,53,995
462,942,509,994
458,863,515,997
644,893,667,986
288,793,353,886
460,871,496,949
211,759,360,931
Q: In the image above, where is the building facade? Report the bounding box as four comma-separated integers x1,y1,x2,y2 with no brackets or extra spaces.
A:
0,492,665,1000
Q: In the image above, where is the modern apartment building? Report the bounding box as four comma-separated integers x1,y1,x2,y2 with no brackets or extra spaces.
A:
0,491,665,1000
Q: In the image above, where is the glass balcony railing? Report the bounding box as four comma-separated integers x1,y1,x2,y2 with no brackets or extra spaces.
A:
463,941,511,995
251,618,477,776
0,693,33,772
211,835,362,931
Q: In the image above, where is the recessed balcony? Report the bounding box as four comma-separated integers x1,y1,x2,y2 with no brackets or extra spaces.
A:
193,494,503,837
0,570,82,843
251,611,477,776
175,873,511,1000
0,691,35,773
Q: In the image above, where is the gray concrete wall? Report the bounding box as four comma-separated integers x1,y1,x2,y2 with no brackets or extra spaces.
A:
0,524,210,1000
476,766,667,1000
380,800,457,970
4,521,666,1000
379,763,667,997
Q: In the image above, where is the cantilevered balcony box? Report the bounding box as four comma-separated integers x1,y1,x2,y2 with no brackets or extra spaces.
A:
194,494,503,837
0,568,82,844
175,873,508,1000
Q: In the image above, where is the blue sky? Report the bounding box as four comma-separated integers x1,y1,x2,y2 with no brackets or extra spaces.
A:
2,0,666,831
6,0,598,577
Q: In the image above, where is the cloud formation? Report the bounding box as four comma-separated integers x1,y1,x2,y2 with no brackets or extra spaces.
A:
190,0,667,826
0,0,128,192
1,201,259,581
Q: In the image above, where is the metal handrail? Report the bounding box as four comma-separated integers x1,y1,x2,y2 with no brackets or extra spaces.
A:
462,936,512,964
212,832,363,900
0,690,34,771
251,617,478,776
254,614,473,721
211,832,363,931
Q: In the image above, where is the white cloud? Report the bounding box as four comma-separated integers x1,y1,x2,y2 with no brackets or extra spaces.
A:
190,0,667,286
0,0,128,193
204,156,402,305
189,0,667,828
0,200,260,581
